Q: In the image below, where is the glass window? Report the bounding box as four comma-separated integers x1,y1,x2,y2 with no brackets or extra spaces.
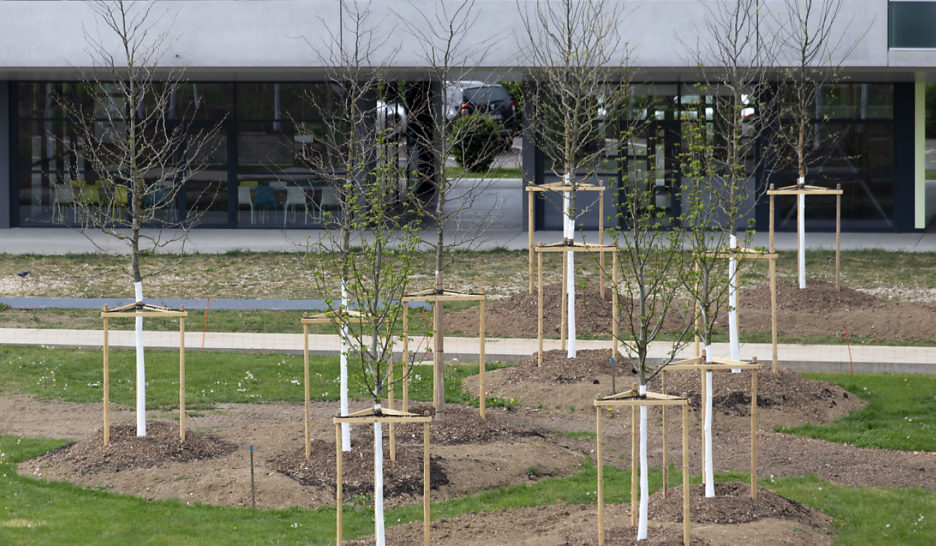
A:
890,2,936,48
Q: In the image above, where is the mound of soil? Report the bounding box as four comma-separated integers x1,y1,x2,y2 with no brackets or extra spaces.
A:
448,283,623,338
649,482,831,530
30,421,233,473
448,278,936,343
397,403,543,445
741,279,881,312
648,367,857,417
504,348,617,384
268,432,448,498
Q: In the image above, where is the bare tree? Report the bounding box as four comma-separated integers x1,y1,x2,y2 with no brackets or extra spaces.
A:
519,0,629,358
58,0,223,437
773,0,864,288
399,0,503,412
298,0,403,451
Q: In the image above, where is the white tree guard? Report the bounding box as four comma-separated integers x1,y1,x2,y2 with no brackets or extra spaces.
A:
797,178,806,289
704,364,715,497
638,384,649,540
340,282,350,451
134,281,146,437
374,405,385,546
728,234,741,373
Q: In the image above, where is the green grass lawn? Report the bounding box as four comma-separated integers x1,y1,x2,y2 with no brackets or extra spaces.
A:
779,373,936,452
3,433,935,545
0,346,512,410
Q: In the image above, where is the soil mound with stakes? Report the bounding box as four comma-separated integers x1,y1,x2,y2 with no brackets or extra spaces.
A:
29,421,233,473
649,482,832,530
447,283,619,338
648,366,860,417
396,403,543,445
742,279,881,312
268,430,448,498
504,348,618,384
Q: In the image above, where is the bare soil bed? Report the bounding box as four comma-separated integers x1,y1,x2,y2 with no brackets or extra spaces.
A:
447,279,936,342
9,275,936,542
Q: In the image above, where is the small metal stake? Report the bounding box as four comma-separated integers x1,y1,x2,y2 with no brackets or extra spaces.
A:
250,444,256,508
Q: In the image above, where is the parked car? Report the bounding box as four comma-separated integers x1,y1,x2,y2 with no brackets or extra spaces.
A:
376,99,406,140
444,81,518,139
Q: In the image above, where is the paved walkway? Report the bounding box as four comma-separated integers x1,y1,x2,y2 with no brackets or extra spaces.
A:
2,327,932,375
3,225,936,255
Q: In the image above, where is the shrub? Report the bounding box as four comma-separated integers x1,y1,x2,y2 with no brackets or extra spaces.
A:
450,113,502,173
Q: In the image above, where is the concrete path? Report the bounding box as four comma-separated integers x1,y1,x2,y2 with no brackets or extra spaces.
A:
4,225,936,255
2,327,932,375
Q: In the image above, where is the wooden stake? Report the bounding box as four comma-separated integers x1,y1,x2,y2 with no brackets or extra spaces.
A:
336,423,343,545
480,290,486,419
103,307,109,446
768,185,775,253
700,364,706,484
599,195,605,300
631,385,638,526
612,250,618,362
662,371,668,499
682,397,690,546
561,249,567,351
835,184,842,291
769,257,778,374
537,248,544,366
389,352,396,462
751,359,758,500
402,306,409,412
596,406,604,545
693,260,700,358
179,309,186,442
432,301,440,408
423,421,431,546
304,323,311,459
529,188,535,294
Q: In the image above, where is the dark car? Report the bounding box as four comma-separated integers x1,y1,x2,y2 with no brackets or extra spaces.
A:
445,81,518,138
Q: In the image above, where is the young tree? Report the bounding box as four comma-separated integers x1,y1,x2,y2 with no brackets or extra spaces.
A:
59,0,223,436
520,0,628,358
693,0,779,365
299,0,400,451
773,0,861,288
308,165,420,546
612,124,693,540
399,0,502,412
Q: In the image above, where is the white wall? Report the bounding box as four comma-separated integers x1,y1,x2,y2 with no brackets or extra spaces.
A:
0,1,892,80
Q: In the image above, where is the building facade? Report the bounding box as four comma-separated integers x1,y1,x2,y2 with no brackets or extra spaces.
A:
0,1,931,232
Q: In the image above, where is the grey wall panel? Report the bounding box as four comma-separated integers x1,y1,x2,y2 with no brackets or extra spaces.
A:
0,1,890,80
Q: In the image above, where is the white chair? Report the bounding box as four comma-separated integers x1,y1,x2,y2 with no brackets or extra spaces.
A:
238,186,255,224
283,185,309,224
318,186,341,220
52,184,77,223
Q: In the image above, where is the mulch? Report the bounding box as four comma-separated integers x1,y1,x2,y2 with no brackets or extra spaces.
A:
31,421,233,473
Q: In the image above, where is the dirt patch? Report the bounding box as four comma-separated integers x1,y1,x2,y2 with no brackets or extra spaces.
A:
649,483,829,527
346,488,834,545
448,279,936,343
268,434,448,498
397,402,544,445
30,422,234,473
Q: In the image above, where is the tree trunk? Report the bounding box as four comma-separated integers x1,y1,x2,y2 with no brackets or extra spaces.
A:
797,190,806,289
704,352,715,497
637,383,649,540
133,280,146,437
728,234,741,373
563,179,576,359
373,403,386,545
340,281,351,451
